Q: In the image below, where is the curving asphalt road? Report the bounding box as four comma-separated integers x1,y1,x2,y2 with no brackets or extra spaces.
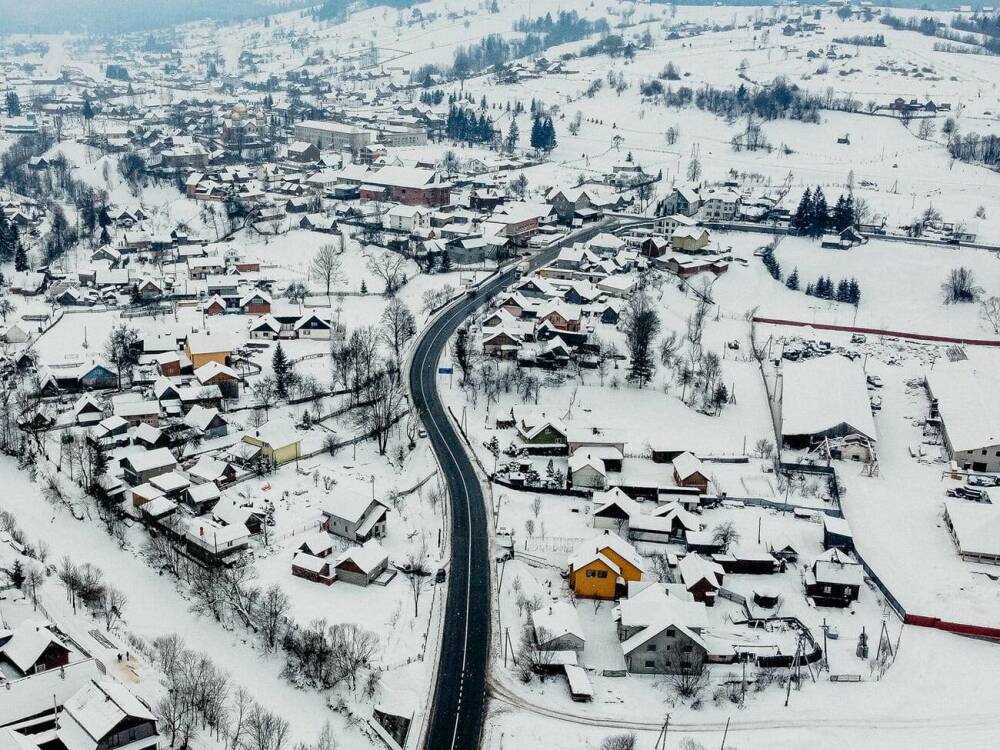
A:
410,220,638,750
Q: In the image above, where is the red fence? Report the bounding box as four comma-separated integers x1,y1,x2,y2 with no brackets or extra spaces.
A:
904,614,1000,640
752,316,1000,348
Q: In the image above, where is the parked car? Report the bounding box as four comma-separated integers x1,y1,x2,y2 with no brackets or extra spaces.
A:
866,374,883,388
851,334,867,344
870,395,882,411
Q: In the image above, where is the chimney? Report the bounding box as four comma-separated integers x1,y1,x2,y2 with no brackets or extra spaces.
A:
199,527,204,537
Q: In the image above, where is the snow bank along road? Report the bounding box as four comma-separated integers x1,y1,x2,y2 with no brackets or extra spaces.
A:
409,221,620,750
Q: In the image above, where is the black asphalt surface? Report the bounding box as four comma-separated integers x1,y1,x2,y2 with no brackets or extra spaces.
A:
410,222,620,750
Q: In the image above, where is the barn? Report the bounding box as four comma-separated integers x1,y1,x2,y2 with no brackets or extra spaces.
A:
781,355,876,449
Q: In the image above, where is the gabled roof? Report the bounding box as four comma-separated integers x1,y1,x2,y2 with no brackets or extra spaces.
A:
677,553,724,590
531,602,584,644
569,531,644,572
58,678,155,750
672,452,705,481
1,621,69,673
123,447,176,473
334,540,388,574
244,419,299,449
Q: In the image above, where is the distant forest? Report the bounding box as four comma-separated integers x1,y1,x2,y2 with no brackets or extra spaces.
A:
0,0,311,34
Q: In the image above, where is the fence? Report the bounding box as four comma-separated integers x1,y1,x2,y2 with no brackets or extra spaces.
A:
903,614,1000,640
753,315,1000,348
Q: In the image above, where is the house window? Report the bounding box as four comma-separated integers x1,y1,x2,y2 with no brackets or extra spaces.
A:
683,645,693,653
597,570,608,579
644,660,655,668
823,585,832,594
665,628,675,637
845,586,854,596
586,569,596,578
646,643,656,651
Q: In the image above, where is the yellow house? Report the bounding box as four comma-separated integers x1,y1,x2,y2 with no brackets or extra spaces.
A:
240,419,302,466
671,226,710,253
184,333,233,370
568,531,644,600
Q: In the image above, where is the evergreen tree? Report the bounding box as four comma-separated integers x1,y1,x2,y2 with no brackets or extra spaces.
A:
530,115,543,150
791,187,812,233
848,277,861,306
99,226,111,245
805,281,814,296
505,119,519,153
543,117,557,151
439,250,452,272
832,193,854,231
14,243,28,272
786,267,800,291
272,343,290,398
82,97,94,123
836,278,850,302
811,187,829,236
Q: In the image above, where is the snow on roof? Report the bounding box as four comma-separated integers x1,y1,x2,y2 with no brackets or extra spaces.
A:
58,678,155,750
569,531,644,572
0,659,102,727
185,404,223,432
194,360,239,383
188,456,228,483
367,165,445,190
0,621,67,673
323,490,384,524
945,500,1000,558
244,419,300,449
677,553,724,589
185,332,233,355
335,540,388,574
187,482,221,504
927,363,1000,453
150,471,190,494
563,664,593,697
781,355,876,442
822,514,853,538
124,447,176,473
592,487,640,518
672,451,704,481
299,532,333,556
811,558,864,587
616,582,707,632
133,422,162,444
531,602,584,645
292,551,330,574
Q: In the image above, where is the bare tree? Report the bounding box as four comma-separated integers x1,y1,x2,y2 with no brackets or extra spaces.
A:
311,241,344,301
942,267,983,304
711,521,740,552
97,585,128,630
404,533,428,617
980,296,1000,333
601,734,638,750
329,622,380,692
379,297,417,360
366,253,407,295
254,584,290,651
243,703,290,750
665,642,709,698
355,364,406,454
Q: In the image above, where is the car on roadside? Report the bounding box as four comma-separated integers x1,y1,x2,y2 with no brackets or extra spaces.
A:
866,374,883,388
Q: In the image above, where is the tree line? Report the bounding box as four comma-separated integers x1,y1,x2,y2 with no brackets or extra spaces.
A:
790,187,860,236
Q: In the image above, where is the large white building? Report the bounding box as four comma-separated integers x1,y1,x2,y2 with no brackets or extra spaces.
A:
781,355,876,448
927,363,1000,472
293,120,375,154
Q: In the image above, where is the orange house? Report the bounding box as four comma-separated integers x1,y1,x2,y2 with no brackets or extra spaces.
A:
568,531,644,600
184,333,232,370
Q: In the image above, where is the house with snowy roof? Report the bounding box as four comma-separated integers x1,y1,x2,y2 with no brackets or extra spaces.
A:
568,531,644,600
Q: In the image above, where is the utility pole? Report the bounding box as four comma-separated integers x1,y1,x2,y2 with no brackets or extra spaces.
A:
654,714,670,750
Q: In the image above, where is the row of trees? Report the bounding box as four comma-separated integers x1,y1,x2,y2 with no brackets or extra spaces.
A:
444,104,497,145
790,187,860,236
